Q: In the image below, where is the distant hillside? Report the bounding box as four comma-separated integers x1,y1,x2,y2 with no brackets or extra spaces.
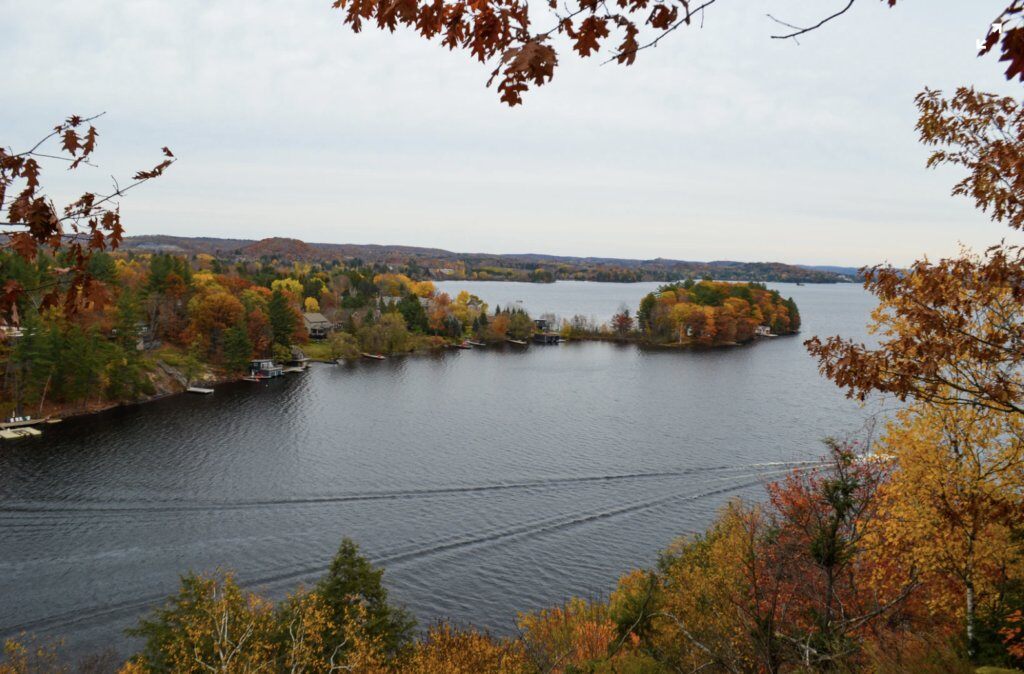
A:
799,264,863,279
121,235,856,284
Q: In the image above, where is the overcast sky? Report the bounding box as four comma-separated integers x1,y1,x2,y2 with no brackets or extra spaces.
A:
2,1,1020,266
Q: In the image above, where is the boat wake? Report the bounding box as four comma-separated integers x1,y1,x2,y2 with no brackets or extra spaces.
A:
0,466,794,639
0,461,818,517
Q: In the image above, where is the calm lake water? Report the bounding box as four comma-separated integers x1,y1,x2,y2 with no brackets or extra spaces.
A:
0,281,885,659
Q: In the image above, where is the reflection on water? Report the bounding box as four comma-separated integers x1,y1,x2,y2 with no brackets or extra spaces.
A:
0,282,883,658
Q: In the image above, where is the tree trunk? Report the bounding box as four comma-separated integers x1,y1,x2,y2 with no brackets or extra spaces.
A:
966,581,977,659
37,372,51,417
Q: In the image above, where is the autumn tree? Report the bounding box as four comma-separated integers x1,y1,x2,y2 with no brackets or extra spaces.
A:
124,571,388,674
1,116,172,317
612,442,909,673
187,287,246,360
517,598,619,672
405,623,526,674
611,305,633,337
808,88,1024,416
330,0,1024,105
871,402,1024,658
127,572,278,673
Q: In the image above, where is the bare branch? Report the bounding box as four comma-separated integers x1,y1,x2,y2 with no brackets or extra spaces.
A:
768,0,856,41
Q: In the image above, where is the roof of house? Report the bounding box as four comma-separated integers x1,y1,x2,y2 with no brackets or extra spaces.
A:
303,312,331,326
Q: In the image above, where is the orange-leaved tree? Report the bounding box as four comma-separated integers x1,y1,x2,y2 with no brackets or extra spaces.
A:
328,0,1024,106
1,116,173,317
807,88,1024,416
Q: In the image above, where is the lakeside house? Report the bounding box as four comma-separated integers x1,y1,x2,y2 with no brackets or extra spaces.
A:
755,325,773,337
303,312,332,340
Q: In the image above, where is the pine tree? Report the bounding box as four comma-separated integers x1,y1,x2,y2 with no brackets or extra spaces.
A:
316,538,415,659
268,289,295,347
223,324,253,373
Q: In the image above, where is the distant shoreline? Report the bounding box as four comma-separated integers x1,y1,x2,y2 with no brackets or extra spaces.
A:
120,235,861,285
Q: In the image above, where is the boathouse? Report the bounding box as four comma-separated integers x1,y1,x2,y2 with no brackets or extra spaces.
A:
250,359,283,378
532,332,560,345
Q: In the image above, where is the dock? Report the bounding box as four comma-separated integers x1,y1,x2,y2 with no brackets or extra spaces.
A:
187,387,214,394
466,340,486,347
1,427,41,440
532,333,561,345
506,339,528,346
0,416,48,429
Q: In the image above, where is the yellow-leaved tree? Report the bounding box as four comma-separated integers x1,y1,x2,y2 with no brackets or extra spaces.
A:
871,401,1024,655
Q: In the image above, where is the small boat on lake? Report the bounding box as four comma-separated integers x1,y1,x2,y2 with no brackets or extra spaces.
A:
466,340,486,347
506,339,528,346
456,341,472,350
187,387,214,394
362,353,387,360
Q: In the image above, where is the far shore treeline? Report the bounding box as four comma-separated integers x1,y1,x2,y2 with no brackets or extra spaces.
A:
0,244,798,421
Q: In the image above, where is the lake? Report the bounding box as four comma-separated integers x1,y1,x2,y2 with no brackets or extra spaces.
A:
0,281,885,660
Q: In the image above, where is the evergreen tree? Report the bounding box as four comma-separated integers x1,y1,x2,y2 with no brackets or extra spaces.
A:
316,538,415,658
107,291,148,401
268,289,295,347
223,324,253,373
397,293,428,333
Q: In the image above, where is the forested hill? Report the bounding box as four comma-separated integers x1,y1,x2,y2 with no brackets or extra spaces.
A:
121,235,856,283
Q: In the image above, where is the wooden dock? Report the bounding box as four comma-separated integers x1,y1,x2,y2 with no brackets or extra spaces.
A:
1,427,41,440
0,417,50,429
187,387,214,394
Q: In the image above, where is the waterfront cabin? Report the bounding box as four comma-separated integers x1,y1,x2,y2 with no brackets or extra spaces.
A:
532,332,560,345
755,325,773,337
289,346,311,369
303,312,332,340
533,318,549,332
249,359,283,378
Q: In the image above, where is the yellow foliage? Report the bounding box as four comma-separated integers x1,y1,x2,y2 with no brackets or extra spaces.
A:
869,402,1024,632
517,597,617,672
271,278,304,296
0,637,67,674
191,271,219,288
406,623,526,673
410,280,435,298
645,501,762,671
304,297,320,313
373,273,413,297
